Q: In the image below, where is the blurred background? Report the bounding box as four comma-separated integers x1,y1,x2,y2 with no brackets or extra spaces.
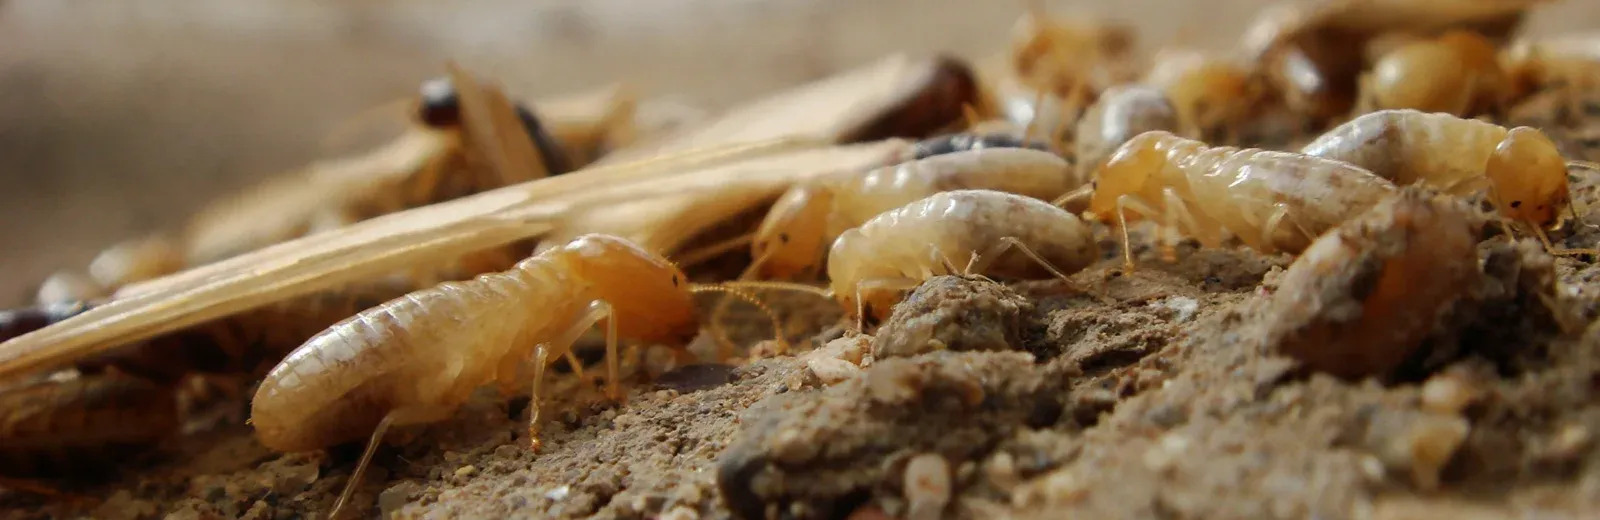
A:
0,0,1596,305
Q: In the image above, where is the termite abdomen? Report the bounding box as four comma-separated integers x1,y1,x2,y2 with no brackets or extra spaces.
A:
0,375,180,479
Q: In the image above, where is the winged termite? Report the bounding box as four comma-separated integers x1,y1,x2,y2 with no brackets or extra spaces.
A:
179,66,573,268
595,54,981,166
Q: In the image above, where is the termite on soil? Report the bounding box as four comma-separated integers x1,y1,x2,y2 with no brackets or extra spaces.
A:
1503,33,1600,117
0,374,180,480
742,146,1079,283
0,285,412,487
1074,84,1180,185
825,189,1100,327
1300,109,1598,254
249,234,782,519
1066,130,1398,269
1358,30,1511,116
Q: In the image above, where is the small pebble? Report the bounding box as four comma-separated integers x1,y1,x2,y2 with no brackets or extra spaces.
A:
1420,372,1481,415
904,453,952,520
807,357,861,385
659,505,700,520
454,465,478,478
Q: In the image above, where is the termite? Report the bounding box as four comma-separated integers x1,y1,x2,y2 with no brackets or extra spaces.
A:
1070,130,1399,269
1143,49,1266,142
1299,109,1596,253
824,189,1100,326
0,284,413,488
33,236,186,305
35,271,108,306
183,65,566,267
0,54,953,386
249,234,783,518
1073,84,1179,184
0,373,180,480
742,146,1078,282
1358,30,1511,116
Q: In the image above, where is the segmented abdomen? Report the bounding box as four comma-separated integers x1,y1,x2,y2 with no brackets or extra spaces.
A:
0,375,178,479
251,257,576,452
1301,109,1507,190
828,190,1098,297
831,148,1075,235
1183,146,1397,253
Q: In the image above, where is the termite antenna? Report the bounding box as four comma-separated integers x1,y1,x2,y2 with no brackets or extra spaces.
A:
712,280,834,299
690,284,790,357
1052,183,1095,209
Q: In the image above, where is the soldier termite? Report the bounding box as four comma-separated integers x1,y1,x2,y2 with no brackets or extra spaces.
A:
0,54,966,386
1068,130,1398,269
1357,30,1511,116
249,234,787,519
825,189,1100,327
1299,109,1598,254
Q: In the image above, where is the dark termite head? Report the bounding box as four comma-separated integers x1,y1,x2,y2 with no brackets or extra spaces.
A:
417,76,461,128
560,234,700,348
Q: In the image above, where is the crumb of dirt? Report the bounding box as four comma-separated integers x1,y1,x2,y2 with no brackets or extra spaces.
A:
901,453,952,520
872,275,1035,358
1257,189,1483,381
1361,406,1472,491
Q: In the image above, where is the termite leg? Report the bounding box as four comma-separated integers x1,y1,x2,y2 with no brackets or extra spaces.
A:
972,237,1109,303
563,350,587,383
1051,184,1095,210
852,278,921,331
528,345,552,451
1260,203,1317,253
330,405,456,520
1529,223,1600,257
1114,193,1167,271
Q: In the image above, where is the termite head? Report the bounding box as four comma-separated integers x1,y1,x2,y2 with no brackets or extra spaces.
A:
562,234,700,347
417,76,461,128
1084,131,1168,223
1487,127,1571,230
752,185,834,280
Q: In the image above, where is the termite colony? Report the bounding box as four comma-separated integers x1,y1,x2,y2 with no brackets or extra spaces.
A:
3,0,1600,518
